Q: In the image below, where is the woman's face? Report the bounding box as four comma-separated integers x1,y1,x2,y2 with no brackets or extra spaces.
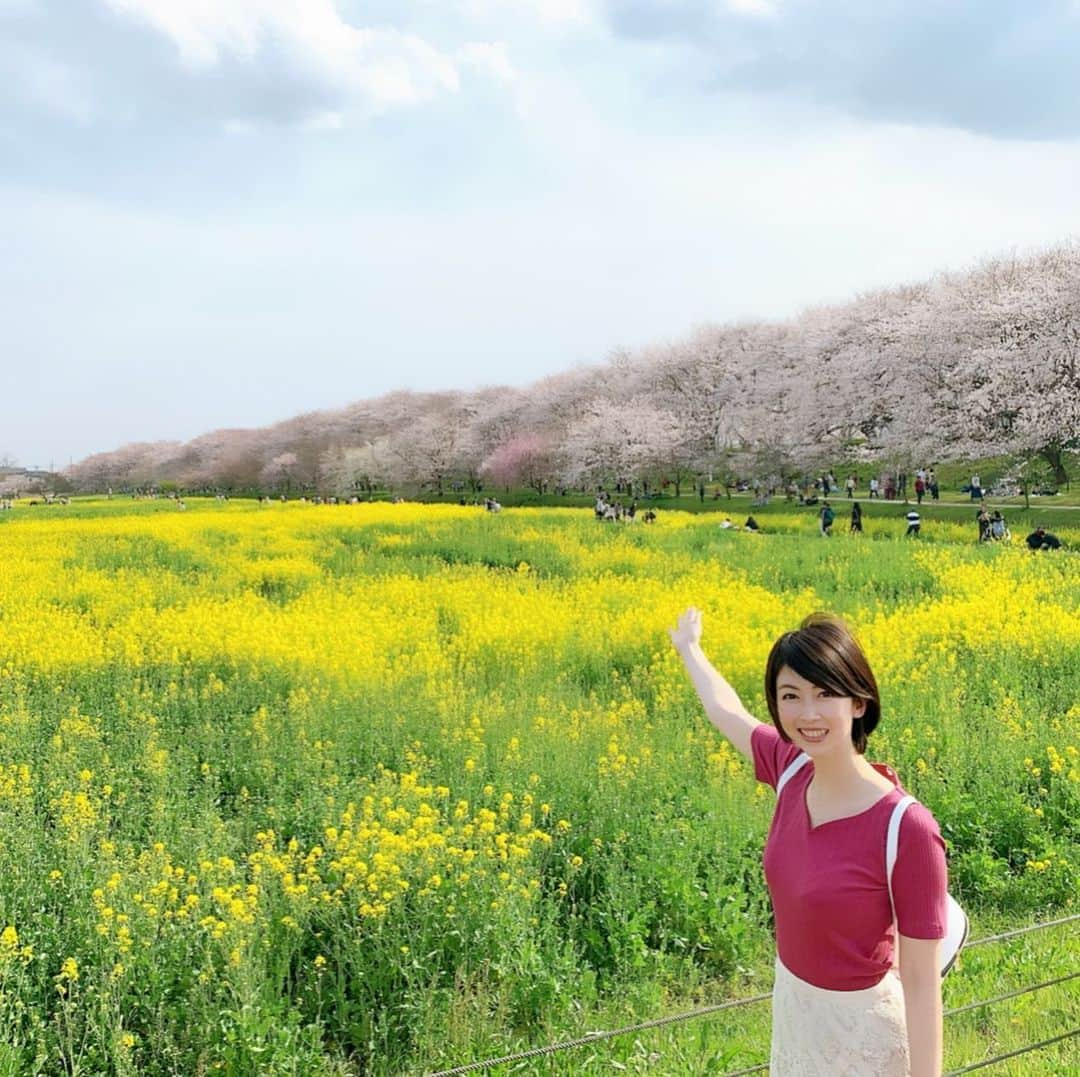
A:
775,665,865,758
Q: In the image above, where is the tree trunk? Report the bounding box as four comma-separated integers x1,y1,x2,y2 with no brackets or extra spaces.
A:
1039,444,1068,487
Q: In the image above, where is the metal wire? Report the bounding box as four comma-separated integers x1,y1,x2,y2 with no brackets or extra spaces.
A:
962,912,1080,949
427,913,1078,1076
944,1028,1079,1074
944,970,1080,1017
427,992,772,1076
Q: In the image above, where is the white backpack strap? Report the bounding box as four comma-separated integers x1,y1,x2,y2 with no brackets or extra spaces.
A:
887,794,969,977
886,796,916,920
775,753,810,797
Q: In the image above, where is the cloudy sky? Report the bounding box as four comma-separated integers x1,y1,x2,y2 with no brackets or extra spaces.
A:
4,0,1080,467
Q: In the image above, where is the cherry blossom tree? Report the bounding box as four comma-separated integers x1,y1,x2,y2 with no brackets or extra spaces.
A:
260,452,298,492
386,406,484,495
968,246,1080,484
321,440,393,498
480,433,559,495
66,441,183,492
559,398,697,493
60,241,1080,494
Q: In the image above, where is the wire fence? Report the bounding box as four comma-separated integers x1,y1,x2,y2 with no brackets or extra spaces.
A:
427,912,1080,1076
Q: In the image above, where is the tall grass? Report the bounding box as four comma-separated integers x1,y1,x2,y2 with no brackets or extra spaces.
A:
0,500,1075,1073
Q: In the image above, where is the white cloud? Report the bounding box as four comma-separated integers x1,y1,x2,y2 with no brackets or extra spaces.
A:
727,0,778,16
304,109,344,131
460,0,596,27
458,41,517,83
11,50,94,121
103,0,460,111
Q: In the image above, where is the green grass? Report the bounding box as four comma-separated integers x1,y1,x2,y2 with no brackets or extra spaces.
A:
0,501,1075,1073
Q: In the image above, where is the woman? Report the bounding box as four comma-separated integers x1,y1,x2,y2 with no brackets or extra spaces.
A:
668,609,946,1077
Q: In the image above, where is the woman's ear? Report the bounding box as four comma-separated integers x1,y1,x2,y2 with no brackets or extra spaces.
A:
852,698,867,718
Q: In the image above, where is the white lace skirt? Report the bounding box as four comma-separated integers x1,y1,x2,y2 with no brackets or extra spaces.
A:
770,957,910,1076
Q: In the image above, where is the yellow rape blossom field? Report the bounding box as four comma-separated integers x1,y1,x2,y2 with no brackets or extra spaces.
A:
0,499,1077,1074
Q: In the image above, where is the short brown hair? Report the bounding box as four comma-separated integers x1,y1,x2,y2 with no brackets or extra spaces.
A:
764,613,881,753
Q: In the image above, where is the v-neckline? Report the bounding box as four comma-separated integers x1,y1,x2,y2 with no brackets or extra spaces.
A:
802,768,900,832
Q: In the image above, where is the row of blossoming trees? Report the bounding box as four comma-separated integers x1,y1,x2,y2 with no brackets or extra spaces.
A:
68,244,1079,497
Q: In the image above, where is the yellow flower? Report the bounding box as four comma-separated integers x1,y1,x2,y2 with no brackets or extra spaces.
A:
56,957,80,993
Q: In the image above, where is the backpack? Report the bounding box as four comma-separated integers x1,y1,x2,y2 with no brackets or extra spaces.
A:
775,755,968,978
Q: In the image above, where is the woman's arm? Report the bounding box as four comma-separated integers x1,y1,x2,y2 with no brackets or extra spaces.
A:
668,608,761,761
898,935,943,1077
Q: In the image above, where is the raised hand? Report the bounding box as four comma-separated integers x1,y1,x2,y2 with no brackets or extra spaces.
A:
668,607,703,652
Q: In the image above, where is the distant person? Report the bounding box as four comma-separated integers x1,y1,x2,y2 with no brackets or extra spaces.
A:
914,476,925,504
845,474,856,499
819,501,835,537
1025,527,1061,551
970,474,982,501
904,509,920,537
720,517,735,529
976,508,991,542
850,501,863,534
744,515,761,532
869,477,880,499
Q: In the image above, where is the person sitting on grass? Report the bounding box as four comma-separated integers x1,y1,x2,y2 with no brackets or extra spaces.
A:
1025,527,1062,551
668,610,949,1077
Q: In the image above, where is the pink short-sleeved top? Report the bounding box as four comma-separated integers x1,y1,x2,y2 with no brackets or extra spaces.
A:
752,723,947,991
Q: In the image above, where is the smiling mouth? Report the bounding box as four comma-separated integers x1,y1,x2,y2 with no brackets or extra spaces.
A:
798,728,828,742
